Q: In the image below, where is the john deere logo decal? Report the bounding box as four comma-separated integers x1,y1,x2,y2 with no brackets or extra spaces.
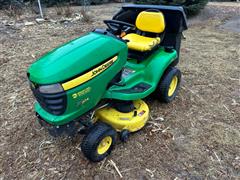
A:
72,87,91,99
62,56,118,90
91,58,115,76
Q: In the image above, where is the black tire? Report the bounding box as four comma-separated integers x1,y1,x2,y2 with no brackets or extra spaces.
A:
81,122,117,162
155,67,181,103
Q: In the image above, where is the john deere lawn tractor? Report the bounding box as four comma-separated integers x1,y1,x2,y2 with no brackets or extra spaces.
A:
27,4,187,162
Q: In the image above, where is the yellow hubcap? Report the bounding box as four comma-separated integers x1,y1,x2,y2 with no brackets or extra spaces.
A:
97,136,112,155
168,76,178,97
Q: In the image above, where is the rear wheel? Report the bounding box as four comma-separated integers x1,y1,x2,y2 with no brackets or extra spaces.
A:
81,122,117,162
155,67,181,103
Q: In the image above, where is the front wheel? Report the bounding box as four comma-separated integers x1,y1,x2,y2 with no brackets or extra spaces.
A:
155,67,181,103
81,122,117,162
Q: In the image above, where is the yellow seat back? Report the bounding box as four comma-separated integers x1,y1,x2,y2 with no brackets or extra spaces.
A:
136,11,165,34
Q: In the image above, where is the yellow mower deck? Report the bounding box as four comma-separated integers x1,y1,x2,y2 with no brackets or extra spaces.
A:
95,100,149,132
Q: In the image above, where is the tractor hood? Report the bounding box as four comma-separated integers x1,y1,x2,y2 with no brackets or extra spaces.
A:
28,32,125,84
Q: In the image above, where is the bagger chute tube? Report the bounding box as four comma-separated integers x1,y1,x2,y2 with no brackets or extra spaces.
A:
27,4,187,162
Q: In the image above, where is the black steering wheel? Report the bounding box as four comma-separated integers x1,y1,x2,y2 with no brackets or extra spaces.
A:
103,19,135,34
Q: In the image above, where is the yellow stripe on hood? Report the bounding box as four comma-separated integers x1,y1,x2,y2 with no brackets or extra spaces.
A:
62,56,118,90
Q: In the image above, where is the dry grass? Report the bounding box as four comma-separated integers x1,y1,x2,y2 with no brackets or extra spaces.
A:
4,3,24,18
0,2,239,179
80,8,93,23
55,3,73,17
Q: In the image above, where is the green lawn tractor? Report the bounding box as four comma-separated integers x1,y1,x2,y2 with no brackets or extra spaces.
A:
27,4,187,162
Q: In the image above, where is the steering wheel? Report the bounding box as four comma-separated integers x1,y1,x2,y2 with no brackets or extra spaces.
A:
103,20,135,34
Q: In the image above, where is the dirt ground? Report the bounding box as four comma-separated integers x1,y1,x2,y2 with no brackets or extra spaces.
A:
0,2,239,180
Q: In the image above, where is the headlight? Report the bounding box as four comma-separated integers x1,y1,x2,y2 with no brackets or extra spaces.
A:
39,84,63,94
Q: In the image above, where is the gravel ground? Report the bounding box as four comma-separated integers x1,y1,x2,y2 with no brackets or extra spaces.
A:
0,2,239,180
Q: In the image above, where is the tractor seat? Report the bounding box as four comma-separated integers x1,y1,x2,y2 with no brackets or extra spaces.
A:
123,11,165,52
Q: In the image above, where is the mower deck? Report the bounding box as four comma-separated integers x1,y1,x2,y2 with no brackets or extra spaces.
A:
95,100,149,132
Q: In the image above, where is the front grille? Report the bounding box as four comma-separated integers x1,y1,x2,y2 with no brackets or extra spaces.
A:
30,84,67,115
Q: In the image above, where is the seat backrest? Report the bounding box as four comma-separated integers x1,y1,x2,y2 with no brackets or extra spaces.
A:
135,11,165,34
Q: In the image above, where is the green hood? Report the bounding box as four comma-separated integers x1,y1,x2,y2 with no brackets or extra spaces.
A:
28,32,125,84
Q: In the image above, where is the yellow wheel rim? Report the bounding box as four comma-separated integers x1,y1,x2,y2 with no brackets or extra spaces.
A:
97,136,112,155
168,76,178,97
